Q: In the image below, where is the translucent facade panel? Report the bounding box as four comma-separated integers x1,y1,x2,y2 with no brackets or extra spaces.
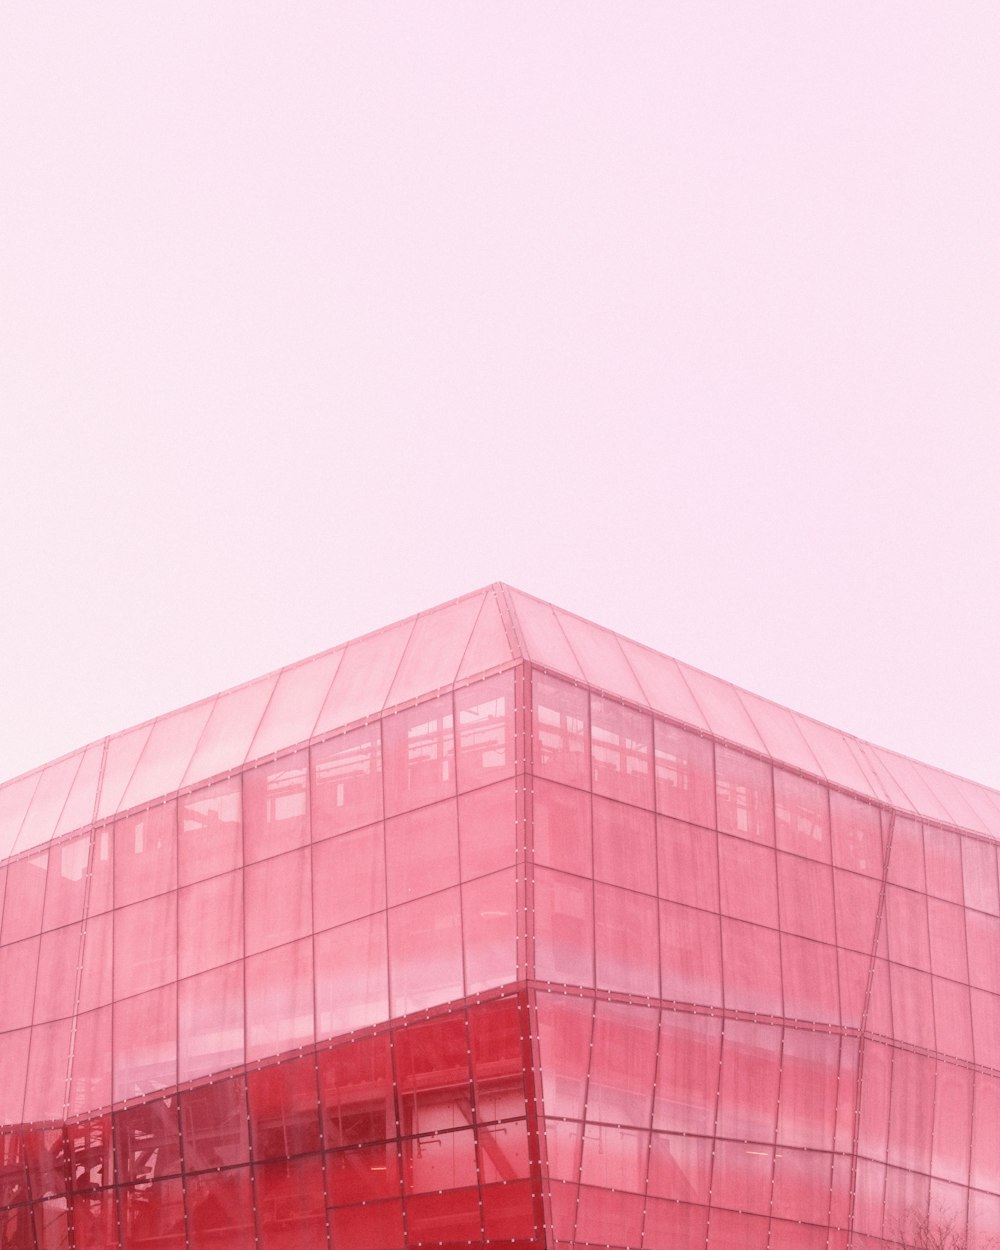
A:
505,588,584,680
657,815,719,912
532,673,589,789
247,648,342,760
715,745,774,843
53,740,104,840
532,867,593,988
119,701,213,813
458,780,517,880
385,799,459,906
242,750,309,864
0,851,47,944
592,796,655,892
617,636,710,729
556,609,646,705
178,869,243,978
385,590,485,707
654,719,715,827
0,772,41,860
462,868,518,994
180,675,276,786
718,834,778,927
313,618,413,735
311,723,382,839
590,696,653,807
311,822,385,932
113,801,177,907
15,753,80,855
178,961,245,1082
95,723,152,821
532,779,591,877
660,899,722,1006
594,882,659,996
244,845,312,954
177,777,242,886
739,688,824,776
775,768,831,863
382,693,456,817
314,912,388,1038
244,938,314,1062
387,887,464,1016
456,587,514,681
455,671,517,793
679,665,767,754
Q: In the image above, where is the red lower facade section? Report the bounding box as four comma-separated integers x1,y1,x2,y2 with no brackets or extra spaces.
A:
1,992,543,1250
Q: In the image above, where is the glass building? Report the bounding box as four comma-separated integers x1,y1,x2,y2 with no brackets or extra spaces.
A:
1,583,999,1249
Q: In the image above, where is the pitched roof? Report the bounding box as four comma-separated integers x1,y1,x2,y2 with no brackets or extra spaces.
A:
2,583,998,861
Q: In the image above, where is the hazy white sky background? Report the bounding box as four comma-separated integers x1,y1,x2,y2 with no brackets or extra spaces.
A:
1,4,999,790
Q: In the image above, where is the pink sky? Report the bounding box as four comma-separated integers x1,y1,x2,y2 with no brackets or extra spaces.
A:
2,4,999,789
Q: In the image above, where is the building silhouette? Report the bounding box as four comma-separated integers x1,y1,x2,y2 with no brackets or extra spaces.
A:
1,583,999,1248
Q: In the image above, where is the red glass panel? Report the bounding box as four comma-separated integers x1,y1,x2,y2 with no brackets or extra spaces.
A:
923,823,964,904
532,867,593,988
0,936,40,1031
962,835,1000,916
455,672,516,792
186,1167,256,1250
41,833,90,931
248,1054,322,1158
592,797,655,893
885,884,931,970
114,1095,181,1183
385,799,459,906
781,933,840,1025
775,769,830,863
328,1198,405,1250
319,1032,394,1149
0,852,48,944
387,888,464,1016
715,747,773,844
405,1184,481,1240
532,674,589,789
178,869,243,979
178,961,245,1083
312,823,386,932
776,853,836,943
327,1140,401,1203
594,882,659,996
653,1010,722,1136
67,1006,112,1118
888,1048,935,1173
535,992,593,1120
177,779,242,886
927,897,970,983
833,868,881,954
590,697,653,808
933,976,974,1062
657,816,719,912
721,918,782,1015
244,845,311,955
254,1155,327,1250
711,1138,773,1214
314,912,389,1039
886,814,926,892
462,869,518,994
113,984,177,1103
468,996,526,1124
777,1029,839,1149
23,1017,72,1122
113,891,177,998
770,1147,832,1225
654,719,715,827
829,789,882,876
716,1019,782,1141
659,899,722,1007
244,938,314,1063
586,1001,657,1127
113,803,176,908
382,694,455,817
248,650,341,762
531,779,591,877
119,1175,186,1249
647,1131,711,1203
458,781,517,880
311,724,382,841
394,1012,472,1137
718,835,778,928
243,752,309,864
181,1076,250,1171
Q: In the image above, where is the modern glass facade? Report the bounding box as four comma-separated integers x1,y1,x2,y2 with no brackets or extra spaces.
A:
1,583,999,1248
